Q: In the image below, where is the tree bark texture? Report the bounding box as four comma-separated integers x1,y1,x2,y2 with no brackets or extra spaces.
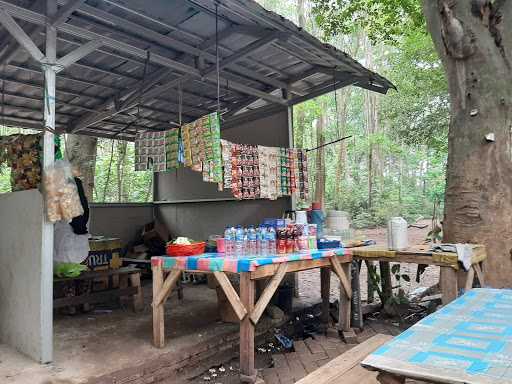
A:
65,134,97,201
424,0,512,287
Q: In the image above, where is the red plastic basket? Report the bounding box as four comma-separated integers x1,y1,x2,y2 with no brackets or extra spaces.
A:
166,242,206,257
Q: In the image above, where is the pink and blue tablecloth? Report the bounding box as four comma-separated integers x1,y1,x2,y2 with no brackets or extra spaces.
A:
151,248,348,273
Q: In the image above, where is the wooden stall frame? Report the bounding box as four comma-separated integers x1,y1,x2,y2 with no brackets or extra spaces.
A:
151,254,353,383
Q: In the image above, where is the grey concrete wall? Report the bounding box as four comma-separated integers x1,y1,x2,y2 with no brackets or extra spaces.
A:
0,190,51,362
89,204,154,246
155,108,291,239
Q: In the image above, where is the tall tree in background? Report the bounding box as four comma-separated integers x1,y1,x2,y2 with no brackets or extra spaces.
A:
65,134,97,200
313,0,512,288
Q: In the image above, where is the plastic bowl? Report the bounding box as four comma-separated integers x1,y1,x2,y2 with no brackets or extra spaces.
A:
166,242,206,257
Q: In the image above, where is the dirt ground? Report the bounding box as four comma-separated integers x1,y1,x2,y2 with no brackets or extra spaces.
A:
297,220,439,304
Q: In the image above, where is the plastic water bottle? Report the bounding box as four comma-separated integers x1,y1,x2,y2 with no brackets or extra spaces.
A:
248,226,257,256
235,225,245,257
224,227,234,256
256,226,262,255
267,226,277,255
260,226,269,256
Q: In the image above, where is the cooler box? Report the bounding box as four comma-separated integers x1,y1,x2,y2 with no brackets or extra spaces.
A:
86,237,122,270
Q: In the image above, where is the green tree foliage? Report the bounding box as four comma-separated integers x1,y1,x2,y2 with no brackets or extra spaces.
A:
312,0,424,44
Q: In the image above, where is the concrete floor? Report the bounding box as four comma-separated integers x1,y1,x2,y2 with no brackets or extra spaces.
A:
0,282,247,384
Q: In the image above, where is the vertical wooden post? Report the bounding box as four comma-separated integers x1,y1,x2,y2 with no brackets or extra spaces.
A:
338,263,352,332
152,263,165,348
366,261,375,303
379,261,392,305
440,266,458,305
320,267,331,324
240,272,256,382
130,272,144,312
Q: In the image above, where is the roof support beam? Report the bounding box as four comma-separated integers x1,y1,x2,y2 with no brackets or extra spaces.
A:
51,0,84,27
0,8,44,62
70,33,287,133
55,39,102,71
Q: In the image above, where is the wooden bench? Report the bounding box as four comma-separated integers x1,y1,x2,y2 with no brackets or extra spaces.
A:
295,334,393,384
54,266,144,312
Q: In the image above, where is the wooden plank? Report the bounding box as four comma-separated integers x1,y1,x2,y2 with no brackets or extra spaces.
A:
53,287,137,308
53,266,140,282
295,334,393,384
213,271,247,321
154,269,181,307
440,266,458,305
474,263,485,287
325,363,379,384
250,255,352,279
152,262,165,348
320,267,331,324
330,256,352,299
464,266,475,292
351,262,364,329
240,273,256,380
250,263,287,325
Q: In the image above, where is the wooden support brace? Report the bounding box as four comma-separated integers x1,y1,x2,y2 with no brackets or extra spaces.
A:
464,266,475,292
153,269,181,307
330,256,352,299
474,263,485,287
250,263,287,325
213,271,248,321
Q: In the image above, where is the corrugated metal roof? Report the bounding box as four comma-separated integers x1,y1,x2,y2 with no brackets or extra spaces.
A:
0,0,394,140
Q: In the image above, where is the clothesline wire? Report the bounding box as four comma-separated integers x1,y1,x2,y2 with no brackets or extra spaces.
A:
306,135,353,153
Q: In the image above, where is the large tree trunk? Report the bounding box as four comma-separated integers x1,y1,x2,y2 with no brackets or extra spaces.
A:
424,0,512,288
65,134,97,200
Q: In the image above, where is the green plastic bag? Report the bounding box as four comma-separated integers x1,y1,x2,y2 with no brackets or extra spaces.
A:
54,262,88,278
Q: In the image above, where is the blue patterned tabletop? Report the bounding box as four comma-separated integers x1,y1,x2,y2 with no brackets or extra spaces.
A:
362,288,512,384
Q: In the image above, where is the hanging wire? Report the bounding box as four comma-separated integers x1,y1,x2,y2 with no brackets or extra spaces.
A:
113,50,151,138
178,81,183,126
215,2,221,115
1,64,5,129
333,66,339,133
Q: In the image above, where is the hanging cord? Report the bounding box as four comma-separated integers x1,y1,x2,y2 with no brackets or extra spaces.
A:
215,2,221,115
114,50,151,138
178,81,183,126
333,66,339,133
306,135,352,153
1,64,5,129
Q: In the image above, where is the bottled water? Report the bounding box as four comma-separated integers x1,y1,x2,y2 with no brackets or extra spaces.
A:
256,226,262,255
260,226,269,256
224,226,234,257
235,225,245,257
248,226,257,256
267,226,277,255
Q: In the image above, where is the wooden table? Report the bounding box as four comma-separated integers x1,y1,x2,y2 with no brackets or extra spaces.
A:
362,288,512,384
151,251,353,383
347,244,487,305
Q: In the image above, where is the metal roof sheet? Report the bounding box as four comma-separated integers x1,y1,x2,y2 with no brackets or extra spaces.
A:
0,0,394,140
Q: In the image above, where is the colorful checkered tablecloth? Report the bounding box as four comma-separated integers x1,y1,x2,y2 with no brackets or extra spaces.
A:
151,248,347,273
362,288,512,384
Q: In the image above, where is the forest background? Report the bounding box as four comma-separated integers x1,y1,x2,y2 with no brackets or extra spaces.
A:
0,0,449,229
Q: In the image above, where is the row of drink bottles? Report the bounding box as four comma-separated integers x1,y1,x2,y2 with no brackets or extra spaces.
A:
223,224,318,258
224,225,277,257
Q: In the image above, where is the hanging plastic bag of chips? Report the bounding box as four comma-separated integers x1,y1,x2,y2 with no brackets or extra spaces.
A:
43,160,83,222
